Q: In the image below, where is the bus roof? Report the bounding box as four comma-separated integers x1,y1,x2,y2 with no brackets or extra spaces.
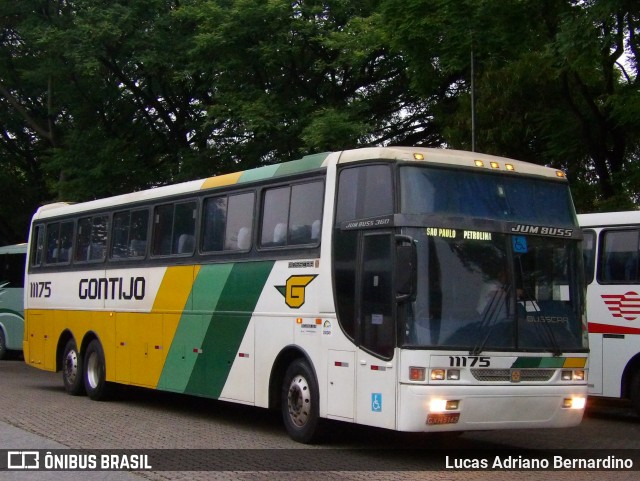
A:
0,243,27,255
578,211,640,228
31,147,567,221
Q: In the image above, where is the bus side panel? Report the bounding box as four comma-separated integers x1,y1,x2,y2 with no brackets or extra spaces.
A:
250,259,323,410
587,282,640,398
24,310,46,368
602,336,637,398
158,261,274,400
157,264,232,394
587,333,603,395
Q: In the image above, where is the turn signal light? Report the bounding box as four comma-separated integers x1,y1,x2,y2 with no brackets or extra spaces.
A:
409,366,426,381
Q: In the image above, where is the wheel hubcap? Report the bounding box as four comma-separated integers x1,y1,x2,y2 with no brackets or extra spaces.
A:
64,350,78,385
287,375,311,427
86,352,100,389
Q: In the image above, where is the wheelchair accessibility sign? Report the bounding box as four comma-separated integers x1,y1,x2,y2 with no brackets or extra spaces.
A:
371,393,382,412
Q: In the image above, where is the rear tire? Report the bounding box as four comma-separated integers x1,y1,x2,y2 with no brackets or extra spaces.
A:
83,339,112,400
281,359,321,444
62,339,84,395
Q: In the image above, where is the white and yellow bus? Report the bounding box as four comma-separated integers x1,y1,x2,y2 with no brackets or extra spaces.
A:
24,147,588,442
579,211,640,414
1,243,27,360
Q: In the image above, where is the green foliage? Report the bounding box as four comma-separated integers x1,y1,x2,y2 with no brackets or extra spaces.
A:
1,0,640,243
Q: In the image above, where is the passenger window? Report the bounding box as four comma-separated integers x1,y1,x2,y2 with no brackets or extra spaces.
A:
45,222,73,264
152,201,197,256
290,182,323,245
30,225,45,267
202,197,227,252
111,209,149,259
44,220,74,264
260,181,323,248
202,192,254,252
261,187,289,247
75,215,108,262
600,229,640,283
225,193,254,251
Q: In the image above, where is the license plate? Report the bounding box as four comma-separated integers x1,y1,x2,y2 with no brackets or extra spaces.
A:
427,413,460,425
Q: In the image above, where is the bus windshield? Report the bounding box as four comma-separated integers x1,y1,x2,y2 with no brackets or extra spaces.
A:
399,167,586,352
400,165,576,225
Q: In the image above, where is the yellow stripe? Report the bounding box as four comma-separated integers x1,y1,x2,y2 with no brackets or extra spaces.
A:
563,357,587,368
201,172,242,190
148,265,200,387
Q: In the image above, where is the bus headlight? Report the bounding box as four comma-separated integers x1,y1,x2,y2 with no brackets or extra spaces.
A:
429,399,460,412
562,396,586,410
430,369,460,381
561,369,585,381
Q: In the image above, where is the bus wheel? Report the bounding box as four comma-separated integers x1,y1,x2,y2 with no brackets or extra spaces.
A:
631,371,640,416
62,339,84,395
83,339,111,401
0,329,6,361
281,359,320,444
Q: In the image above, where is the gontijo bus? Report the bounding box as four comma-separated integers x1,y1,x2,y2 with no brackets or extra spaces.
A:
24,147,588,442
578,211,640,415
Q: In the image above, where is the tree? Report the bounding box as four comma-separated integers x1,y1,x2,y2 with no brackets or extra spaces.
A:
380,0,640,212
1,0,427,243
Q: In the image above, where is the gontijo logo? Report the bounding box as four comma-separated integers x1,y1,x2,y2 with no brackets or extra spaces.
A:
275,275,317,309
602,291,640,321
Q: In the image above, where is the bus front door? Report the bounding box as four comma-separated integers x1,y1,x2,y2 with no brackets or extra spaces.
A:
355,232,397,430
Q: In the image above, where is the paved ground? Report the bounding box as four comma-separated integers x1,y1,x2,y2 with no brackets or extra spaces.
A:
1,358,639,480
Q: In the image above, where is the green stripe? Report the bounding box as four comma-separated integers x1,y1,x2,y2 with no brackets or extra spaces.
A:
511,357,566,368
185,261,275,397
157,264,234,392
274,153,329,176
238,164,280,184
237,153,328,184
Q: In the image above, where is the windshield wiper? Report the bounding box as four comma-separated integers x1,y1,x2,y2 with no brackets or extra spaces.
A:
470,283,510,356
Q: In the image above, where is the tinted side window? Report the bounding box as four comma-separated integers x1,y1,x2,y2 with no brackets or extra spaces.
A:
261,187,290,247
152,201,197,256
202,197,227,252
30,225,45,267
111,209,149,259
45,221,74,264
75,215,108,263
336,165,393,223
600,229,640,283
202,192,255,253
225,193,254,251
290,182,323,245
0,252,26,287
581,230,596,285
260,181,323,248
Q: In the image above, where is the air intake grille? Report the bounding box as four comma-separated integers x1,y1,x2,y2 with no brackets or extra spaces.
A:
471,368,555,382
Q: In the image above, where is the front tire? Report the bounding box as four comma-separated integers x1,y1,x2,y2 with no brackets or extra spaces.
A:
281,359,321,444
62,339,84,395
83,339,112,400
